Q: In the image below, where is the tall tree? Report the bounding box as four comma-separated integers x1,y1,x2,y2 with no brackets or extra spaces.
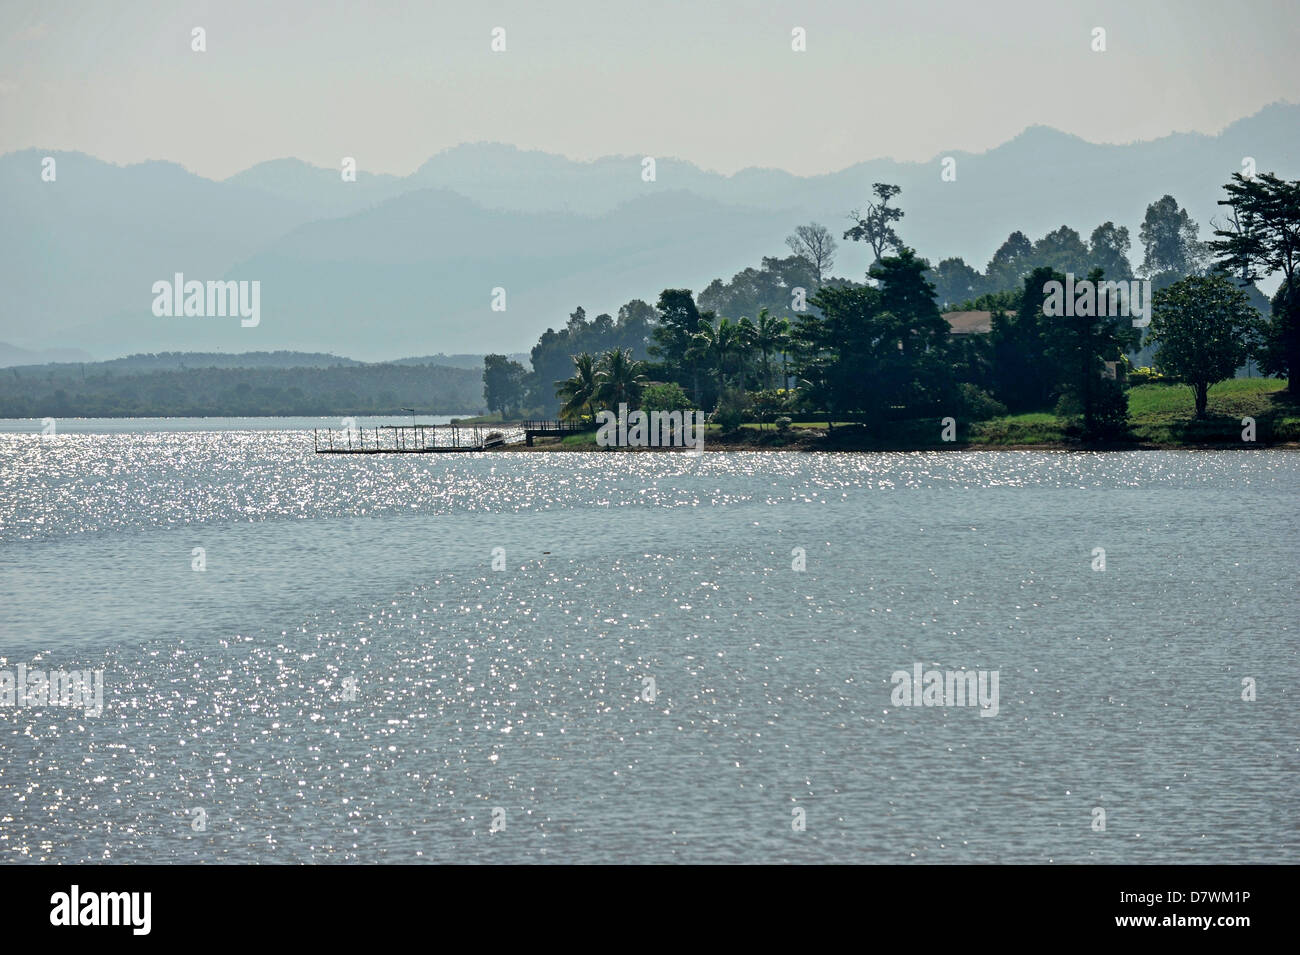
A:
482,354,527,418
752,308,787,389
989,266,1062,412
1088,222,1134,281
651,289,706,402
785,222,838,283
843,183,905,275
1211,171,1300,393
1139,195,1207,282
984,230,1034,293
1044,267,1138,438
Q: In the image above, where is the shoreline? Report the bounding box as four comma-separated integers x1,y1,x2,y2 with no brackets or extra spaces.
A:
505,438,1300,452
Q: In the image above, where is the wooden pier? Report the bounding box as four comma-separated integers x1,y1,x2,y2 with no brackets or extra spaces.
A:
314,423,513,454
313,420,597,454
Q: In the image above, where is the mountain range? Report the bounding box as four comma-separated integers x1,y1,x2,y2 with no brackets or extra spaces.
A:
3,102,1298,362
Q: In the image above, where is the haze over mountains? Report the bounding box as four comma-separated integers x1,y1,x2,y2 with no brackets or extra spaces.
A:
3,102,1298,363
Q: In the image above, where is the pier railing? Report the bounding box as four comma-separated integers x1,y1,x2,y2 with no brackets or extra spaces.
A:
521,418,597,446
522,419,594,433
314,423,522,454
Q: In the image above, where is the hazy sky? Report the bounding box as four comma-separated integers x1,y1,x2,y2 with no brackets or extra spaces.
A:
1,0,1297,179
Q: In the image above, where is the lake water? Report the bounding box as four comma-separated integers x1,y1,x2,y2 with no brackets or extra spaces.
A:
1,421,1296,863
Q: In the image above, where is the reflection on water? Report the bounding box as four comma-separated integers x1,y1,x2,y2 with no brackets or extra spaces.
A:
0,430,1296,862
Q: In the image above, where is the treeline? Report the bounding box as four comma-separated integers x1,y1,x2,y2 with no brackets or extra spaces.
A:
7,350,366,375
0,362,485,417
489,174,1298,436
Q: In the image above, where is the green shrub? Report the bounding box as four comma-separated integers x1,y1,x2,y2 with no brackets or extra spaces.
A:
713,386,750,433
957,383,1008,421
641,382,692,413
1128,366,1166,385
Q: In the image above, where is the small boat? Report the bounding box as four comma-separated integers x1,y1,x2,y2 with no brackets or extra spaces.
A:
482,431,506,449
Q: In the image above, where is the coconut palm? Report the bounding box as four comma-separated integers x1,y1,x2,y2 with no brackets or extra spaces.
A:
555,352,598,421
688,317,747,385
735,316,758,385
753,308,787,389
594,348,649,408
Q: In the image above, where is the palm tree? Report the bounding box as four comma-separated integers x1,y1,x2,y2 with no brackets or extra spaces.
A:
594,348,649,408
752,308,785,389
555,352,598,421
735,316,757,386
774,317,793,391
688,317,747,386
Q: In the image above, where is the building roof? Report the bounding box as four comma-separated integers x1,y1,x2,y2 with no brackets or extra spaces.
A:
942,310,994,334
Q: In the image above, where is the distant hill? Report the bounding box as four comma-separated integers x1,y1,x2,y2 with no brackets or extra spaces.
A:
5,103,1298,359
226,158,408,217
0,356,484,418
4,350,364,375
388,353,528,370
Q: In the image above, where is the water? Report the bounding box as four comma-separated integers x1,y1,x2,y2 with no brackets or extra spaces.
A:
1,422,1296,863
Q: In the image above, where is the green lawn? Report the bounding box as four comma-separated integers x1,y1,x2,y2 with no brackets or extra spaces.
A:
970,378,1298,446
1126,378,1298,444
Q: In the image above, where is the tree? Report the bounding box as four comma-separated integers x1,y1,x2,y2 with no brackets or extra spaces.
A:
929,257,983,308
752,308,788,389
688,316,750,390
555,352,598,421
984,230,1034,293
1211,171,1300,392
988,266,1063,412
697,255,819,321
1088,222,1134,281
1032,225,1091,276
1139,195,1207,282
594,348,649,409
482,354,527,417
785,222,838,283
617,298,658,348
1147,276,1257,417
844,183,904,274
650,289,705,401
1044,267,1138,439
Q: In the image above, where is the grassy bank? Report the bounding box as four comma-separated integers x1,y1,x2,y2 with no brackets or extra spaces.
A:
971,378,1298,447
511,378,1298,450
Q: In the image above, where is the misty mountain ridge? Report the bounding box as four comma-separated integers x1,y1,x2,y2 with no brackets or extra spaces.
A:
3,102,1297,360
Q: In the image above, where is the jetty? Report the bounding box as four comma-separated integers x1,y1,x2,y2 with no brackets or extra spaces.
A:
313,419,594,454
314,423,508,454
